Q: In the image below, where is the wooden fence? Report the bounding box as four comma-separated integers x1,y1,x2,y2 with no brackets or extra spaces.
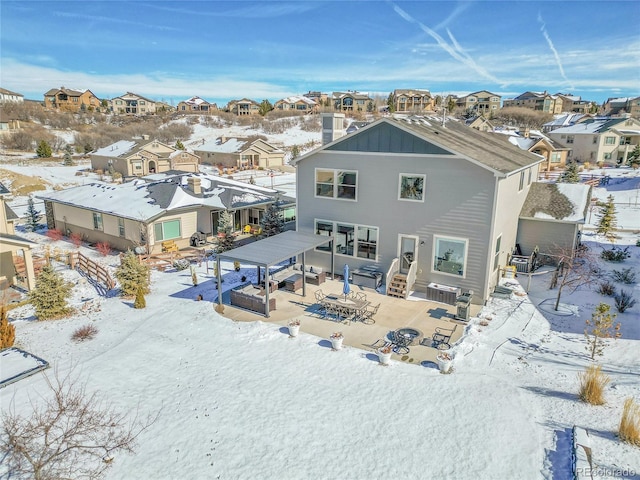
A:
69,252,116,291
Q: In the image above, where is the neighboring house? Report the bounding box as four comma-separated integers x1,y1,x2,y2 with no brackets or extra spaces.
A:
503,91,562,114
554,93,592,114
177,96,217,113
227,98,261,116
110,92,158,115
194,137,284,169
91,138,200,177
0,107,21,135
456,91,501,115
501,131,570,172
304,91,329,107
332,91,373,112
0,88,24,103
542,113,594,133
604,96,640,118
391,89,434,113
0,182,36,291
517,182,591,255
465,116,495,132
37,173,295,253
292,114,545,305
547,117,640,165
44,86,100,112
155,101,176,113
274,95,317,113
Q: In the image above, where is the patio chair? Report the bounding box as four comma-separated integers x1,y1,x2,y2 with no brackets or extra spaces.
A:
355,292,367,301
314,289,326,302
314,290,327,316
360,303,379,325
324,303,343,322
243,225,252,234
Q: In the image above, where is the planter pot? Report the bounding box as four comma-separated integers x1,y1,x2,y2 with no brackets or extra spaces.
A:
436,353,453,374
377,348,392,365
330,336,344,351
288,323,300,337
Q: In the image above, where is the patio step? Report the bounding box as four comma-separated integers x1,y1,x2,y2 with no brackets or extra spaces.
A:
387,274,407,299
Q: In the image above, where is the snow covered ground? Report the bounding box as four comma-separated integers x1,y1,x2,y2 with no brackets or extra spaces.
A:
1,128,639,479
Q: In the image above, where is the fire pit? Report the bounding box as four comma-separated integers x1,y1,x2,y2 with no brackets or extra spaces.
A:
394,327,422,345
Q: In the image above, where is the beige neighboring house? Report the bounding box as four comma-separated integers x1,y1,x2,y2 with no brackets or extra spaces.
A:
604,96,640,118
554,93,592,114
332,91,373,112
465,116,495,132
303,91,329,107
227,98,261,116
392,89,435,113
274,95,317,113
548,117,640,165
110,92,158,115
44,86,100,112
177,96,217,113
456,91,501,115
91,138,200,177
194,137,284,169
0,183,36,292
501,131,570,172
36,173,294,253
0,107,21,135
0,87,24,103
503,91,562,114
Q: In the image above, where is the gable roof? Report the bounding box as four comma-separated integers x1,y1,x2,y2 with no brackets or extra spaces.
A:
92,139,179,159
0,182,10,195
36,173,282,222
550,117,635,135
276,95,316,106
112,92,156,103
180,96,213,106
0,88,23,97
520,182,591,223
299,116,542,175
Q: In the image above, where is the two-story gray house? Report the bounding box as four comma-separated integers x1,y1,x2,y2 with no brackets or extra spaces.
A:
292,115,545,305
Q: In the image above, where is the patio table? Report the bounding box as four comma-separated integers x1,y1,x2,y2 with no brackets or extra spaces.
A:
322,295,370,321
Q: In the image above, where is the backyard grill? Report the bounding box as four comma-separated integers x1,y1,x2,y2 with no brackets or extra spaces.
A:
454,290,473,321
190,231,207,247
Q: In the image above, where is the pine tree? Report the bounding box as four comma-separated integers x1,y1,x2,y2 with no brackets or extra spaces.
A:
260,201,284,237
62,145,75,166
115,250,150,297
133,284,146,309
216,210,236,253
596,195,618,243
584,302,621,359
386,92,395,113
36,140,52,158
258,99,273,116
0,305,16,348
559,161,580,183
25,197,42,232
175,140,185,150
28,265,73,320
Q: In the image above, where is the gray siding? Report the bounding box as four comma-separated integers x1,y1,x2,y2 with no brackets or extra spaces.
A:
517,219,578,256
297,150,497,302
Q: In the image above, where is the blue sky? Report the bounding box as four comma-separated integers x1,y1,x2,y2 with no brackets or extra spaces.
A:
1,1,639,105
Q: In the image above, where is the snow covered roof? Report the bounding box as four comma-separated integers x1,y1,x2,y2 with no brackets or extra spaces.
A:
277,95,316,105
197,137,248,154
36,173,281,222
520,183,591,223
93,140,138,157
182,96,211,105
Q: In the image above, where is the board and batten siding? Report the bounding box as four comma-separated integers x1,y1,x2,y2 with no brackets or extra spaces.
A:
297,149,498,303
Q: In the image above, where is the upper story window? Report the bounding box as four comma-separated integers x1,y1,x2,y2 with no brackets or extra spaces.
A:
593,136,598,144
519,171,525,191
398,174,425,202
315,169,357,201
566,135,574,144
139,100,145,105
604,136,616,145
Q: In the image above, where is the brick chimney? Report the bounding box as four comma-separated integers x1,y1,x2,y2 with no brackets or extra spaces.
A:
187,176,201,195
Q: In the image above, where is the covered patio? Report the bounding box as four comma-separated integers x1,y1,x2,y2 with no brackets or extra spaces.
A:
216,230,335,317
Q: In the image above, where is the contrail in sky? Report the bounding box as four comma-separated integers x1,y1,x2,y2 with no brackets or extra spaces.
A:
538,13,574,89
391,2,502,85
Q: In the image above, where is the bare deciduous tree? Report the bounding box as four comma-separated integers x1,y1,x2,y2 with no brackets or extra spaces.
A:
548,244,600,311
1,367,156,480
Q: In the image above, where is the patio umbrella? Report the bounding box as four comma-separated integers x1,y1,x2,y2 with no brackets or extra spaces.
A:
343,264,351,300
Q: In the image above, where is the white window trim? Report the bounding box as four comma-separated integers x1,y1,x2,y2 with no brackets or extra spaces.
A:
398,173,426,203
314,218,379,261
431,234,469,278
314,168,358,202
493,234,502,272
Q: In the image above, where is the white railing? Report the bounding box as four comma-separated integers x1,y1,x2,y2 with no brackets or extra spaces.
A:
405,260,418,298
385,258,399,296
